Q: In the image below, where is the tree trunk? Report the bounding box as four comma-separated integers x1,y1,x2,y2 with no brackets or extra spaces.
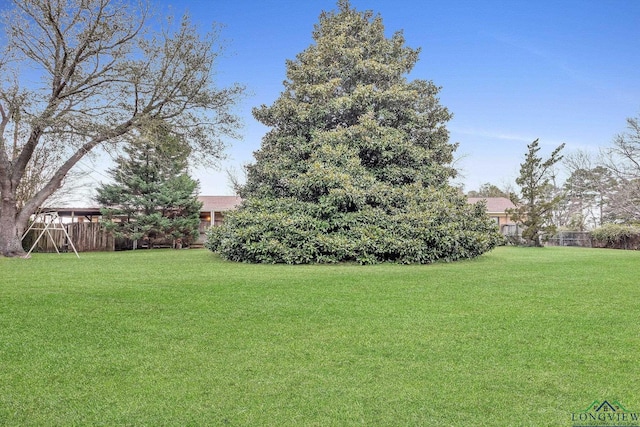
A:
0,199,28,257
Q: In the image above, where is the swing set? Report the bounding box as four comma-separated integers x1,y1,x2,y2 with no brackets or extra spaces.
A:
21,211,80,258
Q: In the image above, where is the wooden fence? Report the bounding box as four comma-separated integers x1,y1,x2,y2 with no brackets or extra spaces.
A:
24,223,114,253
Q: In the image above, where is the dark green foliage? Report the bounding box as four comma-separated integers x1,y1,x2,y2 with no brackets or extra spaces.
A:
207,188,500,264
207,1,501,263
508,139,565,247
97,127,202,247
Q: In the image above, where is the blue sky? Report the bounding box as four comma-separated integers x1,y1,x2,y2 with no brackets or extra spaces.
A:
152,1,639,194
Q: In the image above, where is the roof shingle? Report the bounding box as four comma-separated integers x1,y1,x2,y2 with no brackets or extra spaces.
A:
198,196,242,212
467,197,515,213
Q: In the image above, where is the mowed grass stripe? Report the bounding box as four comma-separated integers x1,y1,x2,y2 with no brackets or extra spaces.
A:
1,247,638,426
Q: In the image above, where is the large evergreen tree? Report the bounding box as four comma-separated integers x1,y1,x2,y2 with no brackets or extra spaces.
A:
207,1,501,263
97,127,203,248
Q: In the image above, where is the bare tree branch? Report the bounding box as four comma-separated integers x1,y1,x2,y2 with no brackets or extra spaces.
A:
0,0,244,256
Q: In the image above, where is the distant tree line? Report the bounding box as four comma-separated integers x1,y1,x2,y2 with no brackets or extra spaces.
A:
467,113,640,246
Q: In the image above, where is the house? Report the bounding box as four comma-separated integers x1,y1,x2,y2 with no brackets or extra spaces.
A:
30,195,514,251
198,195,242,228
197,195,517,237
467,197,517,234
28,196,243,251
197,195,517,233
196,195,243,245
195,196,518,242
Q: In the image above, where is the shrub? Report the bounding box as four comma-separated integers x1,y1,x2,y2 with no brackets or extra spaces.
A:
206,189,503,264
590,223,640,250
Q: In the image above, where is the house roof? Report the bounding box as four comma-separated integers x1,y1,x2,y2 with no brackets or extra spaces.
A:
39,207,103,217
43,195,511,217
467,197,516,214
41,196,242,218
198,196,242,212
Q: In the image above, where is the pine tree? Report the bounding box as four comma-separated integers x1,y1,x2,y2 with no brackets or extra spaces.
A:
508,139,565,246
207,1,502,263
97,127,203,248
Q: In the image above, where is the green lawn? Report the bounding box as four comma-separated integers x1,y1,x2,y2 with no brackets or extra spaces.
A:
1,246,639,426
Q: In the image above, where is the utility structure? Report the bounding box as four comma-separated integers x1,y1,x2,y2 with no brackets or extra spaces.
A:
21,211,79,258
